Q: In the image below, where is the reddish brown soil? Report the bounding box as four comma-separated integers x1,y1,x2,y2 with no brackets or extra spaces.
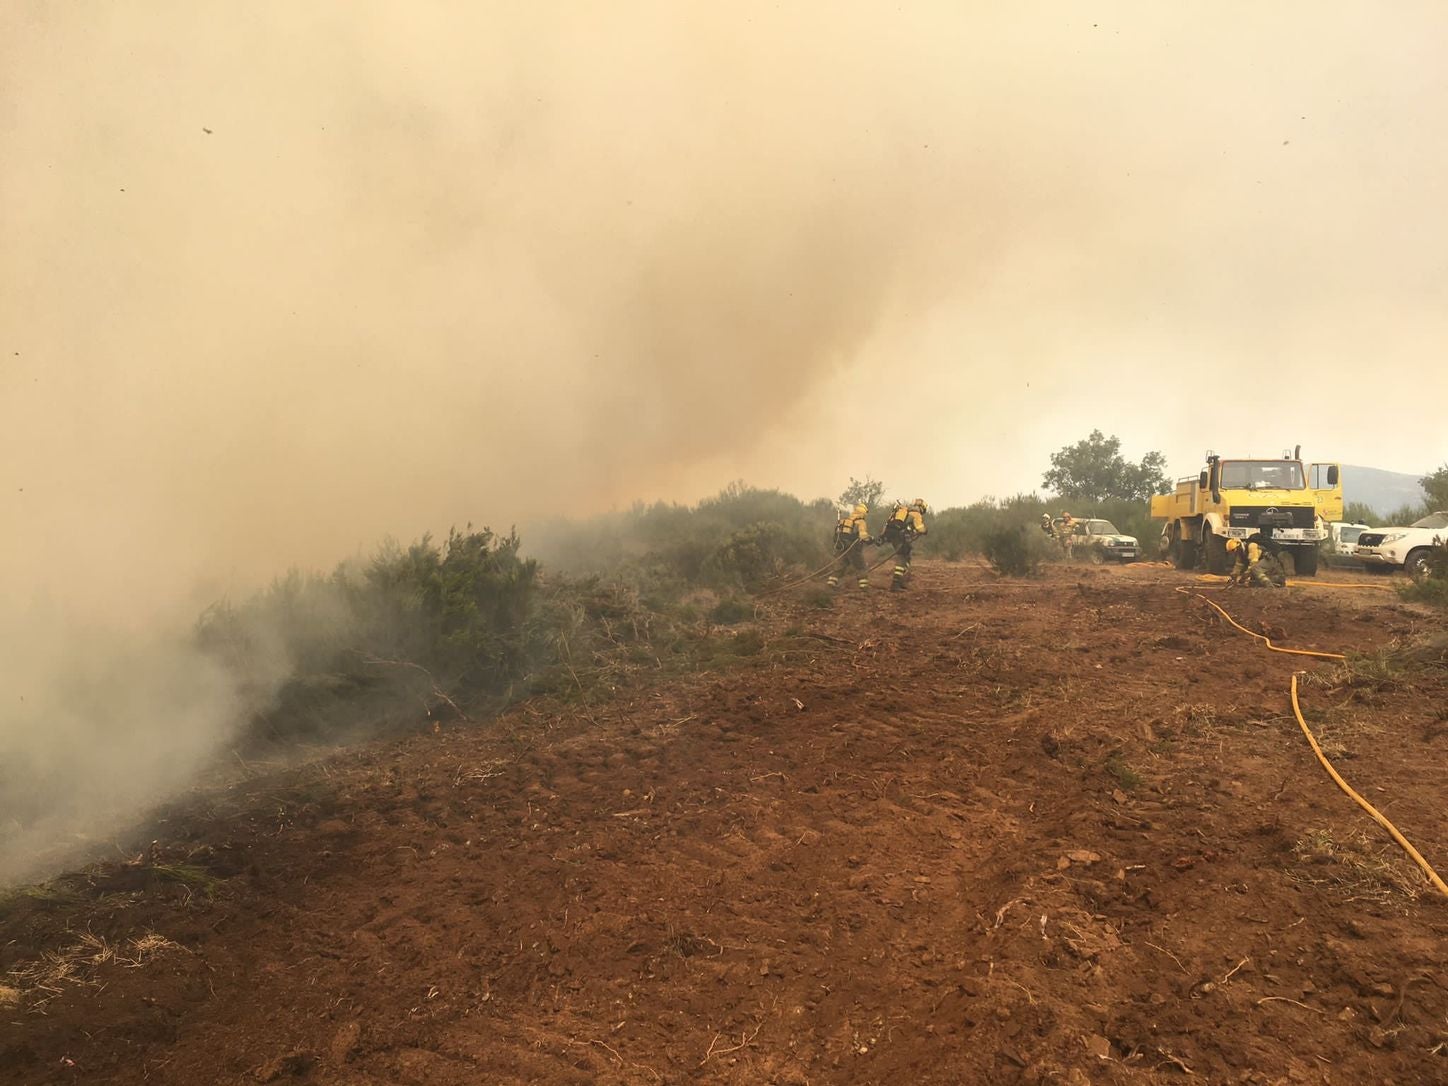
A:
3,562,1447,1085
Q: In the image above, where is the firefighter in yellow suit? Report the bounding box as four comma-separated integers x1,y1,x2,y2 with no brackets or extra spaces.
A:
1226,535,1285,588
827,503,872,589
1055,511,1078,559
880,499,929,591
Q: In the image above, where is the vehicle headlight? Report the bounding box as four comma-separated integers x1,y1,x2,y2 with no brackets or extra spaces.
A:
1381,532,1407,544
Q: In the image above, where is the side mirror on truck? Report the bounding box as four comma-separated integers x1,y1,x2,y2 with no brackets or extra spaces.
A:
1327,465,1339,486
1198,470,1208,488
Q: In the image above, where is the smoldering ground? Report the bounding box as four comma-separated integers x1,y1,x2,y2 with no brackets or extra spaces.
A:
4,3,1448,883
0,610,257,885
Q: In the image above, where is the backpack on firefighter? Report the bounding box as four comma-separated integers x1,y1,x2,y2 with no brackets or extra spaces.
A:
827,503,872,589
880,499,928,591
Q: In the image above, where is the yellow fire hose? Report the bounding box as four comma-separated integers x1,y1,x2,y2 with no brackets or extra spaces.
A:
1184,588,1346,661
1182,586,1448,897
1195,573,1395,591
1290,674,1448,897
756,540,909,598
755,538,864,598
863,546,906,575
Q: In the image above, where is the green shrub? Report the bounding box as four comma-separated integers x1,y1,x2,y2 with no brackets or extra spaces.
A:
710,597,751,625
730,630,765,656
1105,751,1143,791
705,521,818,587
925,494,1049,561
921,494,1153,563
196,527,549,745
526,482,835,591
982,525,1042,577
802,588,834,610
1400,541,1448,609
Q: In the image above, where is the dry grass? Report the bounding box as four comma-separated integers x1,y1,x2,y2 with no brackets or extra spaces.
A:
1168,701,1244,740
5,930,186,1009
1302,703,1385,761
1291,827,1424,906
1305,644,1414,696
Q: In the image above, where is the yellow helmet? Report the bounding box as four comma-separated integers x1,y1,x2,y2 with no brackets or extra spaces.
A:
852,502,868,517
1226,537,1241,552
911,498,928,512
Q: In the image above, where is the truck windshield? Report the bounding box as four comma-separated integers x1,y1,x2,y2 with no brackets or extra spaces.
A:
1219,461,1305,490
1412,512,1448,529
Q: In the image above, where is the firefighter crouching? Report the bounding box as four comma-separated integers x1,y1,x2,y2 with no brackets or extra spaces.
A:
1226,535,1285,588
880,499,929,591
827,503,872,589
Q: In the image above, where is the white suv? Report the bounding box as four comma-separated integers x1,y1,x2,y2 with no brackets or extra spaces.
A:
1323,521,1370,566
1354,511,1447,578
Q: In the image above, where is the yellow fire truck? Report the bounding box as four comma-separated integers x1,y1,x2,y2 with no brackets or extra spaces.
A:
1150,447,1343,576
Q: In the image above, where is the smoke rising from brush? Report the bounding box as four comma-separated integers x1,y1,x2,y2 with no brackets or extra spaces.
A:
2,5,1009,608
3,4,1447,881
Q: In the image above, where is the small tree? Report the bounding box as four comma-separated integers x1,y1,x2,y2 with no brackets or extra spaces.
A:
839,475,885,510
1421,464,1448,511
1042,431,1170,503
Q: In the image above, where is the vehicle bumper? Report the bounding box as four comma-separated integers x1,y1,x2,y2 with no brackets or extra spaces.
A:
1353,547,1400,567
1224,526,1325,542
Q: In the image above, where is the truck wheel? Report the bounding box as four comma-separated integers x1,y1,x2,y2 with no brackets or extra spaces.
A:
1205,534,1229,575
1405,549,1432,580
1293,547,1319,577
1174,538,1198,571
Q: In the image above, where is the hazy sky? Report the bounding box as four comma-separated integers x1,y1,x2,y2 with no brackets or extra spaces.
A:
4,2,1447,616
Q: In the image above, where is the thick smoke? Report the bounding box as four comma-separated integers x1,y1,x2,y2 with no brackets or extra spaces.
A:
0,606,265,885
3,3,1448,883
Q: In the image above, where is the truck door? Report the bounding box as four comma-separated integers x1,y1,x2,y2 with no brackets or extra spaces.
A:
1310,462,1343,521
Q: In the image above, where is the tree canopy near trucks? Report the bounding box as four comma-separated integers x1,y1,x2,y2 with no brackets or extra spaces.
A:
1343,501,1382,527
1422,464,1448,511
1042,430,1171,503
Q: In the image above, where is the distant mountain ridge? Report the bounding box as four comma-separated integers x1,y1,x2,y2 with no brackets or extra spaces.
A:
1340,464,1428,517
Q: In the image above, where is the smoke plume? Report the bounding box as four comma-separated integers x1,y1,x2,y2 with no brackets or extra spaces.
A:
4,2,1447,882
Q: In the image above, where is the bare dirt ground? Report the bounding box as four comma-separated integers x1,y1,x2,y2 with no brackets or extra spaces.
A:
3,561,1446,1085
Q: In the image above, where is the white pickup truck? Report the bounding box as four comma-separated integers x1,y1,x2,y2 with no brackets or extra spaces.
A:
1354,511,1447,578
